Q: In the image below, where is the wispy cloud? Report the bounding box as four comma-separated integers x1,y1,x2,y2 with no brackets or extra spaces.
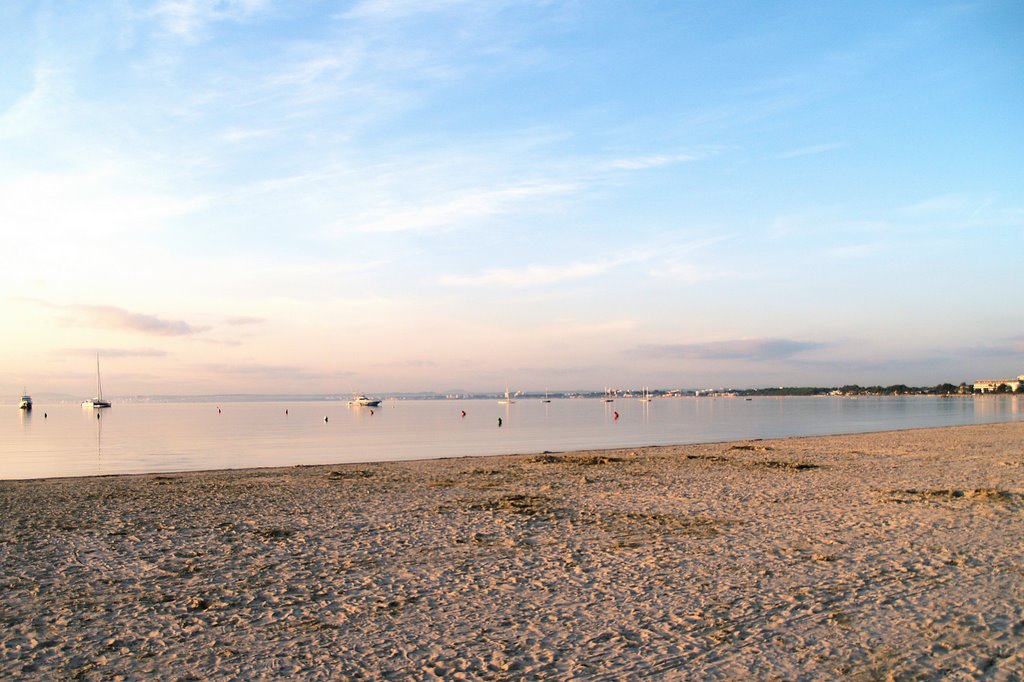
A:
0,167,207,239
220,127,277,143
61,347,169,358
632,338,829,362
645,235,739,282
0,66,69,142
899,192,1009,228
224,316,265,326
181,256,393,300
342,0,488,21
201,338,244,347
439,235,726,289
196,363,355,381
957,337,1024,358
649,262,744,284
351,182,578,233
73,305,208,336
149,0,270,41
784,355,953,374
437,254,633,288
31,301,209,336
823,243,884,260
767,208,891,241
603,153,700,171
902,193,975,215
260,45,367,99
901,192,998,219
777,142,846,159
514,364,615,377
373,359,436,368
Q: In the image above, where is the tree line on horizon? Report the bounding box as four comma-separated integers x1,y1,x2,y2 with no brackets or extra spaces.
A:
522,383,1023,399
731,383,1024,397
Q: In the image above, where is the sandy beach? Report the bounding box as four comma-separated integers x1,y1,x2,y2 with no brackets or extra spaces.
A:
2,422,1023,680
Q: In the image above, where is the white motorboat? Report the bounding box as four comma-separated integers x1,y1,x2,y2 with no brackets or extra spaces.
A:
18,391,32,411
348,395,381,407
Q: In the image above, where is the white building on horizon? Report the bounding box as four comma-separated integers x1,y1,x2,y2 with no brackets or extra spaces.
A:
973,374,1024,393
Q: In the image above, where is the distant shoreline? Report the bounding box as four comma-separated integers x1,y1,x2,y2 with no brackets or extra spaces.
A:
10,390,1020,405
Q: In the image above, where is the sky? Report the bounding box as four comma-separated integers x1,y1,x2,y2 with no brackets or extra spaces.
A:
2,0,1022,396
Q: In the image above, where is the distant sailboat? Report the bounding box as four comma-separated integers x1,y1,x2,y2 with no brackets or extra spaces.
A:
640,387,652,402
542,388,551,403
498,386,515,404
82,355,112,408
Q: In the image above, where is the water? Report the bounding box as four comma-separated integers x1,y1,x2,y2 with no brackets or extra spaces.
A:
3,396,1021,480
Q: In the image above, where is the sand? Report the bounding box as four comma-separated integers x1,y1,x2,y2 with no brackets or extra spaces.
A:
2,422,1023,680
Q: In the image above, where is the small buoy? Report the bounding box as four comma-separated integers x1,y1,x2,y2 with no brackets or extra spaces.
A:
461,410,466,417
217,407,221,414
614,411,619,420
324,416,329,422
97,413,101,419
44,413,47,418
497,417,503,427
285,409,288,415
370,409,374,415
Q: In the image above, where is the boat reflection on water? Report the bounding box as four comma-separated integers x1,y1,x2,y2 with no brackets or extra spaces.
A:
96,408,104,475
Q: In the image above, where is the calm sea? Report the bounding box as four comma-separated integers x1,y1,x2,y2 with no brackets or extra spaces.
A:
2,396,1021,480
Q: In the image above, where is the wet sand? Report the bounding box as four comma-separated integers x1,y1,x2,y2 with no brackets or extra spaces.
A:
2,422,1023,680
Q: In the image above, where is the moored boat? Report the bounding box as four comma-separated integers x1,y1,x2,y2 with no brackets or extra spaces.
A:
348,395,382,407
18,391,32,411
83,354,112,408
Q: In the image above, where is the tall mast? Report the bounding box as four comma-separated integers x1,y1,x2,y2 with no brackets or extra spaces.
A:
96,354,104,400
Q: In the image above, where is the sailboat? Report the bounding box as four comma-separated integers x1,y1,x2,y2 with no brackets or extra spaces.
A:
498,386,515,404
640,387,652,402
542,388,551,403
82,355,112,408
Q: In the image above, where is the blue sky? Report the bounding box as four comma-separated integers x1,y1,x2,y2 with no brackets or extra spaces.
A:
2,0,1022,395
